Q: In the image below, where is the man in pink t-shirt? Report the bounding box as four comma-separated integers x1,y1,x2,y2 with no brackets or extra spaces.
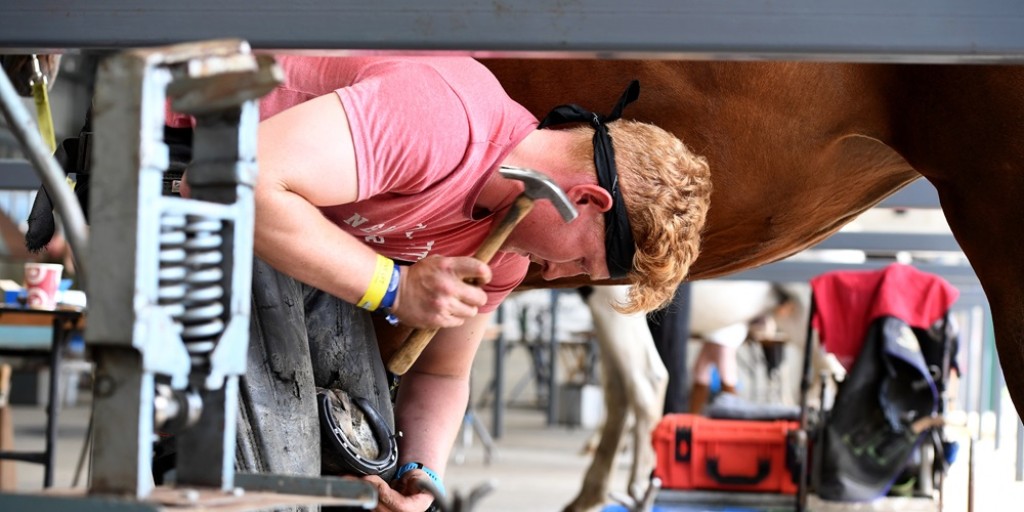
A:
214,55,712,512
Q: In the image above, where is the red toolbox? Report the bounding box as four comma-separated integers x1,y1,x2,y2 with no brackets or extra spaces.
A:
652,413,801,494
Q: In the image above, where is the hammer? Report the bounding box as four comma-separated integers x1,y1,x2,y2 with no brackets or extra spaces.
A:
387,166,579,375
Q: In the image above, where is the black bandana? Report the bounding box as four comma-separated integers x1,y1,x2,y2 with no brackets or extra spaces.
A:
537,80,640,279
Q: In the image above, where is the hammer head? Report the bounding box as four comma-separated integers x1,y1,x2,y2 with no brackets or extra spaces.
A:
499,166,579,222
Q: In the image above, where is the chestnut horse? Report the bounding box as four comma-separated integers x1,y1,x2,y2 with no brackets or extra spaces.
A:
484,60,1024,426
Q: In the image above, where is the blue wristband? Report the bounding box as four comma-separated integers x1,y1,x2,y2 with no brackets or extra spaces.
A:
379,265,401,325
379,265,400,309
394,461,445,497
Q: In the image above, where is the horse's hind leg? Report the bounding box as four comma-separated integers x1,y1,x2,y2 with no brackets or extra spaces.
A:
564,287,633,512
563,350,628,512
626,332,668,503
564,285,667,512
890,65,1024,422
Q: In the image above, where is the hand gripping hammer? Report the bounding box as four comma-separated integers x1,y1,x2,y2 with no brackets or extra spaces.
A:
387,166,579,375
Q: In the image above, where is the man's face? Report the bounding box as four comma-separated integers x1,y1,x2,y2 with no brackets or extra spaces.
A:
504,202,611,281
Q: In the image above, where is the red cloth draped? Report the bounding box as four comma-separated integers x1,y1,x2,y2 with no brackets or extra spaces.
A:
811,263,959,369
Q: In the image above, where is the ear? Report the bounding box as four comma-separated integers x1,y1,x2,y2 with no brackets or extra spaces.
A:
568,183,613,213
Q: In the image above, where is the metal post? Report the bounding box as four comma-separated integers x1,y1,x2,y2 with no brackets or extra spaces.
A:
647,282,691,414
1017,418,1024,481
90,348,155,496
796,297,818,512
546,289,560,426
492,304,506,439
968,438,976,512
995,366,1006,450
42,319,64,488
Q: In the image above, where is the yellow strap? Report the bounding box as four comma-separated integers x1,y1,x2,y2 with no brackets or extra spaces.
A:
29,56,56,154
357,255,395,311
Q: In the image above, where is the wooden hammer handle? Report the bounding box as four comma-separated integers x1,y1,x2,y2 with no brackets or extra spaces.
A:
472,195,535,263
387,195,536,375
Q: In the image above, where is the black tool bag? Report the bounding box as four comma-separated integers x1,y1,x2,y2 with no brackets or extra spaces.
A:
817,314,956,501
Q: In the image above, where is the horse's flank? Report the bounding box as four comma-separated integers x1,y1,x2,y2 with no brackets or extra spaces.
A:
488,58,1024,428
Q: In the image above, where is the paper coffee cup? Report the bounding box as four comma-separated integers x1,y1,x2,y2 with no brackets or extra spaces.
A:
24,262,63,310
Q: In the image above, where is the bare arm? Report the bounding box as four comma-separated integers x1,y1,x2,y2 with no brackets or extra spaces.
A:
254,93,489,328
394,313,492,468
254,93,376,301
363,313,492,510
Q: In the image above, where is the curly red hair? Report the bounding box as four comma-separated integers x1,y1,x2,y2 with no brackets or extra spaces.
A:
568,120,712,313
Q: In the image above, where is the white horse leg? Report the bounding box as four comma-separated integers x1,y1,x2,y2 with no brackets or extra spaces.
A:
563,286,631,512
626,325,667,503
564,342,630,512
564,285,666,512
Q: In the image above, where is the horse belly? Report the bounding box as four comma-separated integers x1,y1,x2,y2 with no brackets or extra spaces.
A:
689,281,777,336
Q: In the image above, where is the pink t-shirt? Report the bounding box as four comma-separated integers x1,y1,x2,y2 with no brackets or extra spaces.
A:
258,56,537,312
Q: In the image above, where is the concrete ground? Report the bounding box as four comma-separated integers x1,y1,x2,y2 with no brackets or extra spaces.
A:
5,390,1024,511
3,398,613,510
3,323,1024,511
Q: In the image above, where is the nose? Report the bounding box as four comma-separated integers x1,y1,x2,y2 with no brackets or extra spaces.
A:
542,262,585,280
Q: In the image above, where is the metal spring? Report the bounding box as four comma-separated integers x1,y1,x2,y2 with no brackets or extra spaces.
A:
181,215,225,365
158,214,187,334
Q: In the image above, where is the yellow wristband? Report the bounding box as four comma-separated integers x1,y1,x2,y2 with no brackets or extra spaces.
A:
357,255,395,311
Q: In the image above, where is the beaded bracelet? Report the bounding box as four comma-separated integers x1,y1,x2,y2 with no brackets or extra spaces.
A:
357,255,395,311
